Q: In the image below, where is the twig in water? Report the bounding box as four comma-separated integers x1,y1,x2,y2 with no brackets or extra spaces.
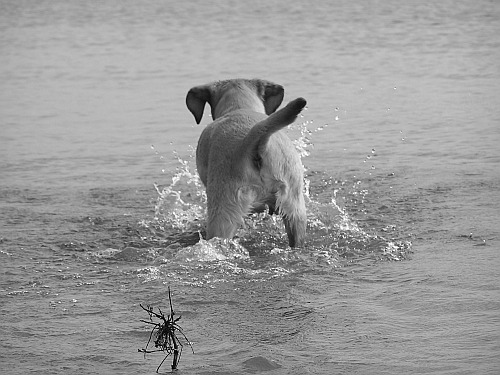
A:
138,287,194,372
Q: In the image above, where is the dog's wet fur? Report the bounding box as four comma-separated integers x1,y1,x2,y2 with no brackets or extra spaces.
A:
186,79,307,247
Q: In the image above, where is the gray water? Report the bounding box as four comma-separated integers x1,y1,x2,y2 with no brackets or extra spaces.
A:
1,0,499,374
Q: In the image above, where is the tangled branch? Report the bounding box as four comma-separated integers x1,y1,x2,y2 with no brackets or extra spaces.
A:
138,287,194,372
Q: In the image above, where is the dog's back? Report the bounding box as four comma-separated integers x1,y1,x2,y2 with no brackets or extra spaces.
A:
195,109,267,187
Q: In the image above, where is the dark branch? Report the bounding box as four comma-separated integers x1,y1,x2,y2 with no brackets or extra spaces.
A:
138,287,194,372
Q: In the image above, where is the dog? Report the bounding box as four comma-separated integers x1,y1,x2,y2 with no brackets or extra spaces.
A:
186,79,307,247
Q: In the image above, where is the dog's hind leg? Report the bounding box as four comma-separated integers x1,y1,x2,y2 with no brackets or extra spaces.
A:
275,183,307,247
205,184,258,241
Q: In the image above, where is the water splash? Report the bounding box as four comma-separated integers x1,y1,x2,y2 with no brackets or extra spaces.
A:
292,119,314,158
176,236,250,262
138,121,412,284
151,148,206,232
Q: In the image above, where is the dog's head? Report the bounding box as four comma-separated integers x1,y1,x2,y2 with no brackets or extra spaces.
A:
186,79,284,124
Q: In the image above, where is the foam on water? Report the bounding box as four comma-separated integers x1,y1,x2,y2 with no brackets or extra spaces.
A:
176,237,250,262
137,121,412,285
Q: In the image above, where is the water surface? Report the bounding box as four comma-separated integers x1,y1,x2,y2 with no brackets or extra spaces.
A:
1,1,499,374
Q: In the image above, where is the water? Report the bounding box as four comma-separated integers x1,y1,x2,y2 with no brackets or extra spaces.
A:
1,0,499,373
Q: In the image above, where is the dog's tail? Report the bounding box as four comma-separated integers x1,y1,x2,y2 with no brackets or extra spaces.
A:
238,97,307,164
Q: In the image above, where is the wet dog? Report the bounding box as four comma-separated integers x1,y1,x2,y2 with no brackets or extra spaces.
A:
186,79,307,247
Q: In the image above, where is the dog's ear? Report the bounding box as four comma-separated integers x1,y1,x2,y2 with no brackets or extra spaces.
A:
186,85,211,124
254,80,284,115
